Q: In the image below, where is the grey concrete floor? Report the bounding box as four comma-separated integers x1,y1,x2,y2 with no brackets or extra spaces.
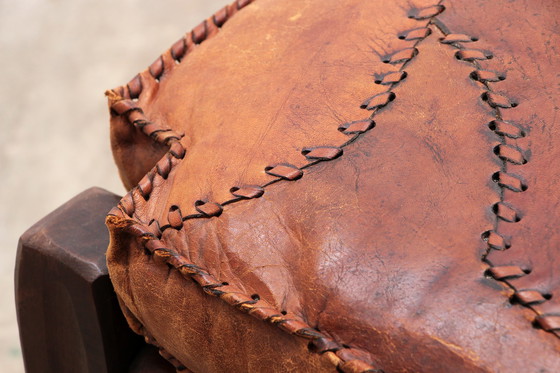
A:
0,0,231,371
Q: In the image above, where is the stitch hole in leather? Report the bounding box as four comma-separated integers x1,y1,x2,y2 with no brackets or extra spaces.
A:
361,92,396,111
221,282,229,286
398,27,431,41
522,292,554,303
307,341,316,353
338,119,375,135
483,266,531,279
492,202,522,222
455,50,493,60
482,269,493,279
251,294,260,301
491,171,528,192
407,4,445,20
531,315,560,331
470,70,507,82
168,205,183,229
439,34,479,44
481,230,511,250
280,310,287,315
382,48,418,65
493,144,528,165
510,290,554,306
532,320,544,330
374,71,407,85
488,120,526,138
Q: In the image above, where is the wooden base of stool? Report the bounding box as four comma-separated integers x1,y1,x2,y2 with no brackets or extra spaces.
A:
15,187,174,373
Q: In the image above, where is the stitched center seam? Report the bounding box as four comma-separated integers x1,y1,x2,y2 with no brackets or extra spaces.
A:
432,17,559,339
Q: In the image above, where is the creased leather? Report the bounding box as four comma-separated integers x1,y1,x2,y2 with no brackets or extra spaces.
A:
107,0,560,371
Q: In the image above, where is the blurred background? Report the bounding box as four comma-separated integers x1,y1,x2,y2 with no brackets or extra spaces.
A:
0,0,231,370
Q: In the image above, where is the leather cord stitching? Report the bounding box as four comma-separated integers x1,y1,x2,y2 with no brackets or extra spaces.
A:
433,17,559,338
105,0,256,146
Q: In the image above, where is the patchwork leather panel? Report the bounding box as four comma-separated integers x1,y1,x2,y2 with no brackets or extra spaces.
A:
106,0,560,371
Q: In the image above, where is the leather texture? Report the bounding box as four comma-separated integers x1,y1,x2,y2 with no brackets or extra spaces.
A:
106,0,560,371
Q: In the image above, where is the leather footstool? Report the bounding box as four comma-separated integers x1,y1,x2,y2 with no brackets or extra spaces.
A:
105,0,560,371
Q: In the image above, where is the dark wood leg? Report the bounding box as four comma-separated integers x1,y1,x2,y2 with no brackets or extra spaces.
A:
15,187,174,373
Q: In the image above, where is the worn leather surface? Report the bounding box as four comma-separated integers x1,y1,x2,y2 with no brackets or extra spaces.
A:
106,0,560,371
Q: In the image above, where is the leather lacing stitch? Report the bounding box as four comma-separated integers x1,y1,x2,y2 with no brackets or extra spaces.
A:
105,0,256,146
108,2,449,371
152,2,445,233
433,18,559,338
108,208,382,373
106,90,184,146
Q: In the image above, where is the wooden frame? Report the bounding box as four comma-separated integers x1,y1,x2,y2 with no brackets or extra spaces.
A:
15,187,174,373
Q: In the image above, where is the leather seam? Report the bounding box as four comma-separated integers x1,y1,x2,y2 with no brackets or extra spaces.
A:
432,18,560,338
105,0,256,146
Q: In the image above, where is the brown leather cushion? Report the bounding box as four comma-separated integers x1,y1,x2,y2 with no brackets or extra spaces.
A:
106,0,560,371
